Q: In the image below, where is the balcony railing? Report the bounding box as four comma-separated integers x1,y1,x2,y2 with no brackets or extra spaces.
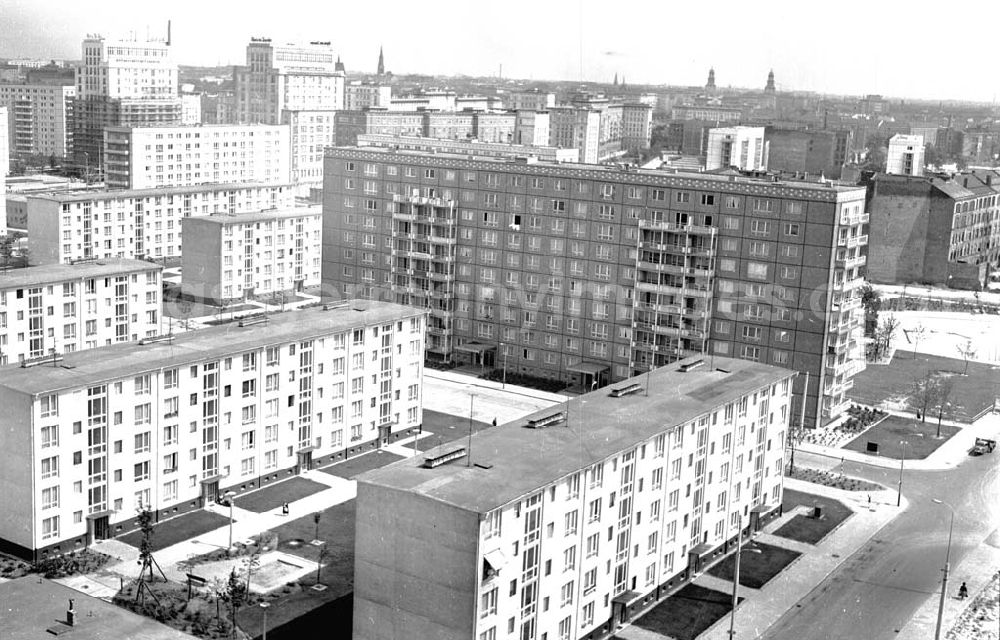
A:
640,219,717,235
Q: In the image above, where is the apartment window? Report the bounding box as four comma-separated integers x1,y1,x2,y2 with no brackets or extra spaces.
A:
163,452,178,474
41,516,59,540
742,325,762,341
41,425,59,448
749,220,770,235
564,510,578,535
675,192,690,203
41,486,60,510
783,223,800,237
41,456,59,479
747,262,768,280
741,345,761,361
134,461,150,482
780,266,798,280
134,431,151,453
40,394,58,418
480,588,498,618
752,198,773,212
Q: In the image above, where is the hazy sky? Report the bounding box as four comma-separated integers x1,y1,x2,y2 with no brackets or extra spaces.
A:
2,0,999,102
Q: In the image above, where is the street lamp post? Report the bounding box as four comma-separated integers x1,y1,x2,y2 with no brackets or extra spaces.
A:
225,491,236,551
500,342,507,390
932,499,956,640
259,601,270,640
897,440,908,507
466,390,477,467
727,514,761,638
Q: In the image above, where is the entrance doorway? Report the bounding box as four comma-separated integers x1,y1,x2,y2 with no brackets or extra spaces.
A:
378,425,391,448
296,451,313,473
202,481,219,506
91,515,110,541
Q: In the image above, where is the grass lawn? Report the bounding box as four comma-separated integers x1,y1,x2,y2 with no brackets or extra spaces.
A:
631,584,739,640
705,541,801,589
848,351,1000,422
237,500,357,639
842,415,960,459
320,450,405,479
118,510,230,552
773,489,853,545
236,476,329,514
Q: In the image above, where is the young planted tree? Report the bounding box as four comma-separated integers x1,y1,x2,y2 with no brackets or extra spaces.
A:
879,314,900,361
860,284,882,338
957,339,977,375
134,507,167,605
910,322,927,358
220,567,248,638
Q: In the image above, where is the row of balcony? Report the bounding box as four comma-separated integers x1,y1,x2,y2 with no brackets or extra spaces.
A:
639,219,717,235
634,321,706,340
837,234,869,249
839,211,870,227
835,254,867,270
639,243,715,257
392,193,456,209
635,280,714,298
636,260,714,278
396,231,457,245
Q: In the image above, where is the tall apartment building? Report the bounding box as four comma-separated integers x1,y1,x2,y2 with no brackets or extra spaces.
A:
0,105,9,179
344,82,391,111
71,32,181,171
354,356,794,640
103,124,290,190
706,127,768,171
322,147,869,427
621,103,653,154
549,108,602,163
27,182,295,264
515,110,551,147
281,110,336,193
670,105,742,123
233,39,344,125
0,83,76,159
181,206,322,303
0,259,162,365
765,128,852,180
179,92,201,125
886,134,924,176
866,171,1000,289
200,91,236,125
0,301,426,561
334,109,517,147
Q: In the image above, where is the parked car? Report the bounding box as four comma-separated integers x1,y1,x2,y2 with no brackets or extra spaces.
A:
970,437,996,456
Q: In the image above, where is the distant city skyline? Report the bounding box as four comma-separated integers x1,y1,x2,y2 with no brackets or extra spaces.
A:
2,0,1000,103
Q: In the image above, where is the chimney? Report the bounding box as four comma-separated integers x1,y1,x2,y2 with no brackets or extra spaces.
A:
166,20,171,46
67,599,76,627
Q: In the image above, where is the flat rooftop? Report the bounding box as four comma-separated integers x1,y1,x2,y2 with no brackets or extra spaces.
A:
180,205,321,226
359,357,794,513
28,182,293,203
0,300,423,396
0,576,196,640
0,258,161,290
326,146,866,196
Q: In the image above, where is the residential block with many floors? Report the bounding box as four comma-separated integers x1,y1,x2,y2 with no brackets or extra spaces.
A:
0,259,162,365
104,123,291,190
0,300,426,561
281,109,336,194
233,38,345,125
0,82,76,159
181,206,322,303
71,31,181,171
354,356,794,640
321,147,869,428
27,182,295,264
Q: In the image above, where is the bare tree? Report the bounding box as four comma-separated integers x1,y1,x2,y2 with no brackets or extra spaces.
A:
910,322,927,358
956,339,977,375
911,372,953,424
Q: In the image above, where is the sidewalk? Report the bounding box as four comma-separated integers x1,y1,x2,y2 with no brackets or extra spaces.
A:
895,527,1000,640
796,409,1000,471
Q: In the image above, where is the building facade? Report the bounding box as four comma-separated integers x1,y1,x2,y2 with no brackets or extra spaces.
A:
886,134,925,176
344,83,392,111
322,147,869,428
281,109,336,192
103,124,290,190
0,300,426,561
27,182,295,264
335,109,517,147
866,171,1000,289
71,33,181,170
765,128,852,180
181,206,322,303
233,38,344,125
621,104,653,154
354,357,794,640
0,259,162,365
0,83,76,159
503,90,556,112
357,134,579,163
706,127,768,171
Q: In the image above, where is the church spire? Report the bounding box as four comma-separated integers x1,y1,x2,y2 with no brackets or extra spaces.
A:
613,72,618,86
765,69,775,93
377,46,385,76
706,67,716,91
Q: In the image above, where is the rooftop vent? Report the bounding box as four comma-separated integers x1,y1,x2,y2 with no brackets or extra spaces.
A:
423,447,467,468
715,367,732,374
238,314,268,328
609,383,643,398
323,302,349,311
678,359,706,373
138,334,175,345
20,353,63,368
526,411,567,429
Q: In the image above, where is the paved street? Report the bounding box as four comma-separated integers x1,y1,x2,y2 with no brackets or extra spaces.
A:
763,449,1000,640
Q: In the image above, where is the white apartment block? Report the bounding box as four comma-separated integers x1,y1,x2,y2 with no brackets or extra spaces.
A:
355,357,793,640
0,301,426,561
0,259,162,365
344,83,392,111
549,107,602,164
1,105,9,178
76,33,177,100
27,182,295,264
0,83,76,158
234,39,345,125
181,206,322,303
621,103,653,152
281,110,336,192
886,134,925,177
504,90,556,112
706,126,769,171
180,93,202,125
103,124,291,190
355,134,579,163
514,110,551,147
